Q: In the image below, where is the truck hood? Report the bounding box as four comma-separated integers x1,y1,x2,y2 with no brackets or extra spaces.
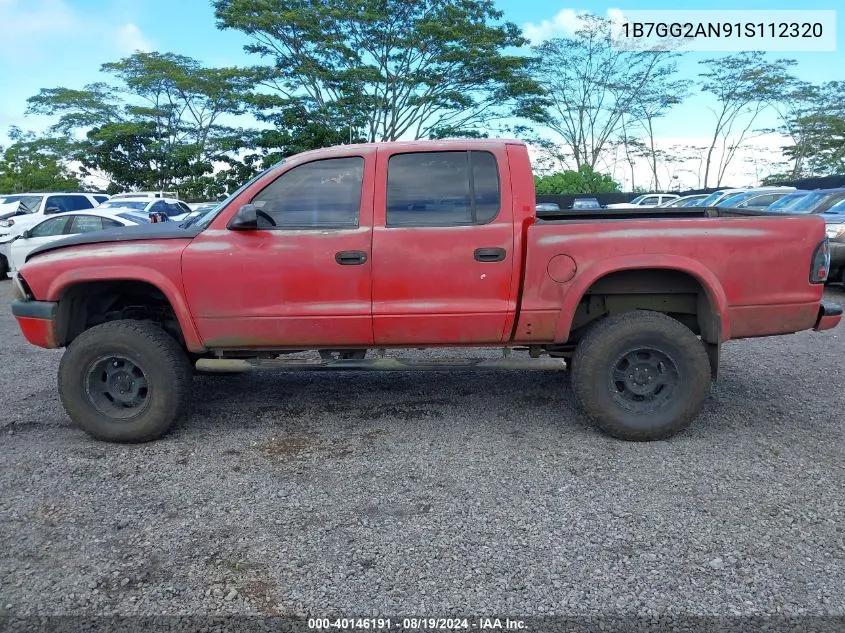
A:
25,223,204,263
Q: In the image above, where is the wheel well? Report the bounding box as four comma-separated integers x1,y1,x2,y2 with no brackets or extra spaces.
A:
568,269,721,344
55,280,185,348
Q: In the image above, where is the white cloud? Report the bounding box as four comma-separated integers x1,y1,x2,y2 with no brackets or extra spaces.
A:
0,0,154,61
115,22,153,54
523,7,625,44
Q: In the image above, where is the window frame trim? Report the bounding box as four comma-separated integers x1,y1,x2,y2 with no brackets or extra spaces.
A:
384,149,502,229
247,155,366,231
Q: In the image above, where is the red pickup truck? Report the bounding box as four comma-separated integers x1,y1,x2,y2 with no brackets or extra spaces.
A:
10,139,842,444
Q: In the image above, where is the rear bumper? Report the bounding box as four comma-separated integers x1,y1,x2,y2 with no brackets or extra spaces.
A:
814,300,843,332
11,299,60,348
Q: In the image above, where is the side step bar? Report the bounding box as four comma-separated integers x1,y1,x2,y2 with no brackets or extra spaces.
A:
195,357,569,373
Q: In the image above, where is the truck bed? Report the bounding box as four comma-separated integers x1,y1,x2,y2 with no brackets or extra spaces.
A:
535,206,782,222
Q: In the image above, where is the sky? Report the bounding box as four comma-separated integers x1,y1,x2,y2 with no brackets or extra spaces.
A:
0,0,842,189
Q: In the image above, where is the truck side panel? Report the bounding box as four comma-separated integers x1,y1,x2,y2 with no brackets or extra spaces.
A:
515,215,826,343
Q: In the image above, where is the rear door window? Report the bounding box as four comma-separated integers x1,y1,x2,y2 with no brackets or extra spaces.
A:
386,150,500,226
30,217,71,237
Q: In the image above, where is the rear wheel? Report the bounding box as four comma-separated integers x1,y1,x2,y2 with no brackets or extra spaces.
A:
571,310,711,441
58,320,193,443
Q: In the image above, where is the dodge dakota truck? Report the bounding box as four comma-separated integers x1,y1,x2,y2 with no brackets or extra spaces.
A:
9,139,842,444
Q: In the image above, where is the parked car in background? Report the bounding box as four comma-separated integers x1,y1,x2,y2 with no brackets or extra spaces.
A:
766,188,845,215
96,197,193,221
571,197,602,210
822,202,845,285
605,193,679,208
535,202,561,216
0,193,108,275
658,194,709,208
696,186,795,208
715,190,792,210
110,191,178,200
3,210,150,276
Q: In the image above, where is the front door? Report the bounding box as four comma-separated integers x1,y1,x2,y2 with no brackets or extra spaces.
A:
371,147,516,345
182,154,375,349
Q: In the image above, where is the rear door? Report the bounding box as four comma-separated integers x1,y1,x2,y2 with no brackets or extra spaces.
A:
371,147,515,345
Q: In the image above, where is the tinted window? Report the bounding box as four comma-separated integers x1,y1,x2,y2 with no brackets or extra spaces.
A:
30,217,70,237
69,216,105,233
640,196,660,206
149,201,167,213
45,195,93,213
102,218,124,229
252,157,364,229
744,193,781,208
386,151,500,227
164,203,185,217
93,195,110,204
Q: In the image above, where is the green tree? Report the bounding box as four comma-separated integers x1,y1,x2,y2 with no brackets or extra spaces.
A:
0,128,80,194
530,15,682,170
697,52,796,187
534,165,620,194
26,52,254,193
213,0,543,142
776,82,845,177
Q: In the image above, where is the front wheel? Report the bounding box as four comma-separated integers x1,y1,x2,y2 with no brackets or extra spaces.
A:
570,310,711,441
58,320,193,443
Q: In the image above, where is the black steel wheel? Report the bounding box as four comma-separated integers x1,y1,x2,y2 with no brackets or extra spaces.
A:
59,320,193,443
571,310,711,441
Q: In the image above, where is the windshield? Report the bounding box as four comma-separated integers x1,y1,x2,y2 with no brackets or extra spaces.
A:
629,195,646,204
99,200,148,210
193,159,286,230
826,198,845,214
716,192,749,207
697,191,730,207
767,191,826,213
0,194,43,211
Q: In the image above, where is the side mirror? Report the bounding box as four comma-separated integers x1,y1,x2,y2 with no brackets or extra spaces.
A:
21,229,32,239
44,206,60,215
227,204,258,230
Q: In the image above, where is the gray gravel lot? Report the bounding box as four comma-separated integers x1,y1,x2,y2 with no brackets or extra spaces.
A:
0,280,843,621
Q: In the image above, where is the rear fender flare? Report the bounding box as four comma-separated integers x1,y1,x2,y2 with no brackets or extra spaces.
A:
553,254,730,343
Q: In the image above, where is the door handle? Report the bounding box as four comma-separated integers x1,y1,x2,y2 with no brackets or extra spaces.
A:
335,250,368,265
474,247,506,262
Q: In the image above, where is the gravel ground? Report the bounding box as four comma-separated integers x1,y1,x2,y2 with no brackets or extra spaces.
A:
0,280,843,623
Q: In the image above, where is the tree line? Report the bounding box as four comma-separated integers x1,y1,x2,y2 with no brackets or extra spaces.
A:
1,1,843,197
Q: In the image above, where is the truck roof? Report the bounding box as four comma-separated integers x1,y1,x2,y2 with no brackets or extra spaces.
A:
292,138,527,160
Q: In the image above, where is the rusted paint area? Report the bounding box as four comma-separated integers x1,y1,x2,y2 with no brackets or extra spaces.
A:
537,226,769,246
547,254,577,283
728,302,819,338
511,309,559,342
29,242,179,264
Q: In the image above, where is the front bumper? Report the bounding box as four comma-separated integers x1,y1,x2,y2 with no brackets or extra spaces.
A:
813,300,843,332
11,299,60,348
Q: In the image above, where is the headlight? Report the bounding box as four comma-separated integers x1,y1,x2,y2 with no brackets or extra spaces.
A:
827,224,845,239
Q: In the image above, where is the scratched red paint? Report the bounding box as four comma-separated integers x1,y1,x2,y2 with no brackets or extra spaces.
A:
11,138,841,351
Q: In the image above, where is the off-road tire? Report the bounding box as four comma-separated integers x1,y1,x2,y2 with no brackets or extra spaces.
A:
58,320,193,443
571,310,711,441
